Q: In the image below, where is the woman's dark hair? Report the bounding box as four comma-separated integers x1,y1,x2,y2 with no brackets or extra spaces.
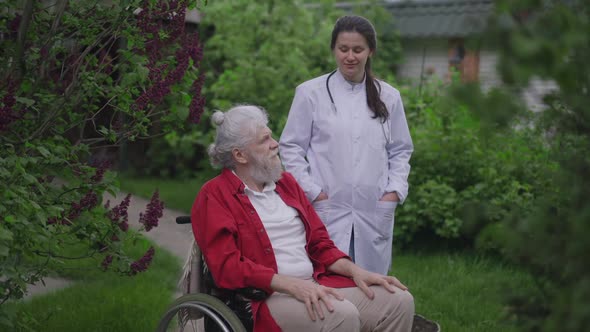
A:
331,15,388,122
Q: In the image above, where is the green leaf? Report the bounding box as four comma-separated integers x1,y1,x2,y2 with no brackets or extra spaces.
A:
15,97,36,107
37,146,51,158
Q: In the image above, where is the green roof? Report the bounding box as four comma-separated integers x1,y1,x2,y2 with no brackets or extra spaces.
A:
385,0,494,38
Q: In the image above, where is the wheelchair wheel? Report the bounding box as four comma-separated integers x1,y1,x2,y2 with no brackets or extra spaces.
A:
156,293,247,332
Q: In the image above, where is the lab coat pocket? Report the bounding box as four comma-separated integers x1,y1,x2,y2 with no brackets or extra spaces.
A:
312,199,331,225
374,201,397,241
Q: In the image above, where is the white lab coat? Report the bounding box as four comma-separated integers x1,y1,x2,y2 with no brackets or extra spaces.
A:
279,69,413,275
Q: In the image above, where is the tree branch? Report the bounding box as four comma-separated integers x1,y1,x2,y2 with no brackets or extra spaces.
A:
15,0,35,81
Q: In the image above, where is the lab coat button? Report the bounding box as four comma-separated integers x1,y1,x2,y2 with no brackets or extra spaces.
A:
264,248,271,254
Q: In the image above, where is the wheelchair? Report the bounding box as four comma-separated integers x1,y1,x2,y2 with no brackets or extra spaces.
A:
156,216,441,332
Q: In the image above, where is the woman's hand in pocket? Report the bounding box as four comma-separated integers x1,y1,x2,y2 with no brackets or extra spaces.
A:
380,192,399,202
314,191,329,202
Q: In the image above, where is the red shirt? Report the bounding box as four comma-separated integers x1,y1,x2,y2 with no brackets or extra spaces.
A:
191,169,355,332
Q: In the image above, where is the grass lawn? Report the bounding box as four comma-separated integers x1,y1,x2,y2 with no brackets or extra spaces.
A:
9,237,182,332
393,251,533,332
11,249,532,331
118,174,536,332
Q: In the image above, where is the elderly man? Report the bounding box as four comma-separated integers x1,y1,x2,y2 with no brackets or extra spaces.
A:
191,105,414,332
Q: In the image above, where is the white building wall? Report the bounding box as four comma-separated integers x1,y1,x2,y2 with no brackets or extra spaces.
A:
398,40,557,111
397,39,450,82
522,77,559,112
478,49,501,91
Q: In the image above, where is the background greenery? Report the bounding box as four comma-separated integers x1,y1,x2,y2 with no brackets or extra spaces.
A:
449,1,590,331
131,0,401,179
3,0,589,331
0,0,204,328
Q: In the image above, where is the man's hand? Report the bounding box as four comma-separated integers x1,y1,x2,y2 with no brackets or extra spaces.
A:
328,258,408,299
271,275,343,321
350,267,408,300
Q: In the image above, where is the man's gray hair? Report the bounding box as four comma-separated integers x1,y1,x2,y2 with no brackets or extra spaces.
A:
208,104,269,169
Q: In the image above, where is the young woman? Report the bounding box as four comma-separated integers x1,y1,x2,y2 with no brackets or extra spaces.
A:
279,15,413,275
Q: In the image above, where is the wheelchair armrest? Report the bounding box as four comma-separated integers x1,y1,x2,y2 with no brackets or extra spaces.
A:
176,216,192,224
234,287,269,301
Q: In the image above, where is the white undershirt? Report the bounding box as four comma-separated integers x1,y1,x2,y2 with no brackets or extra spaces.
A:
244,182,314,280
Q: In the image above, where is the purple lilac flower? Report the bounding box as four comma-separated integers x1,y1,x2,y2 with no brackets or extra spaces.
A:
138,190,164,232
107,194,131,232
7,14,21,33
129,246,155,275
188,71,206,124
90,159,112,183
101,255,113,270
132,0,205,116
0,80,23,131
47,191,99,225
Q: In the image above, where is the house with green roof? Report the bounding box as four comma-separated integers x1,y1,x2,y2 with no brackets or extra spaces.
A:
385,0,495,85
382,0,556,110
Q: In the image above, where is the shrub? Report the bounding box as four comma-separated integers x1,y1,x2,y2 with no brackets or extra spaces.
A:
0,0,205,328
136,0,402,178
395,81,553,248
449,0,590,329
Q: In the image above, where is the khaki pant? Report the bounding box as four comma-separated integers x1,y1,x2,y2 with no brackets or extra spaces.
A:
266,285,414,332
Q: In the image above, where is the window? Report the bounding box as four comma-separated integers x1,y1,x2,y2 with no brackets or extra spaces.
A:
448,38,479,82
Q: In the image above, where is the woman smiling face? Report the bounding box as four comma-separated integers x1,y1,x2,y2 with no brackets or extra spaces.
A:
332,31,373,83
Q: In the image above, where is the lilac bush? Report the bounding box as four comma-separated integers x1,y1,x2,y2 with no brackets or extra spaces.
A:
0,0,207,328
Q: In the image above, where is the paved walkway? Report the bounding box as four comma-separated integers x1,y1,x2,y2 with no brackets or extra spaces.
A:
23,191,194,299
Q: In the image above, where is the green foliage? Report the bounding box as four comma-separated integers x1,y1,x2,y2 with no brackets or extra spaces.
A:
139,0,402,179
395,81,552,248
8,239,180,332
448,0,590,330
135,0,334,178
201,0,333,133
0,0,203,328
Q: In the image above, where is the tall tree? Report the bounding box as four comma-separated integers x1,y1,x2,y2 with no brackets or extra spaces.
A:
451,1,590,330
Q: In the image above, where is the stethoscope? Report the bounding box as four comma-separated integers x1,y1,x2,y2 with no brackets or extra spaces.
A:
326,70,339,113
325,69,392,143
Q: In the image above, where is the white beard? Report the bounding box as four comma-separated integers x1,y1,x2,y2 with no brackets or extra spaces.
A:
248,151,283,184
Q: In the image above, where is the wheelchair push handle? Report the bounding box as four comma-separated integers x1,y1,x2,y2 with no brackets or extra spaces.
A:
175,214,269,303
176,216,192,225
